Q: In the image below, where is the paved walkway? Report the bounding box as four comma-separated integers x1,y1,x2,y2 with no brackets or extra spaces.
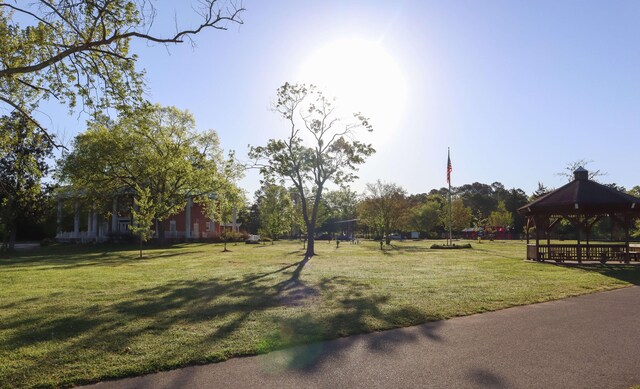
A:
84,286,640,389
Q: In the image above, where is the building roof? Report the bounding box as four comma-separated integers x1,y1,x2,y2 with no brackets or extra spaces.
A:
518,168,640,216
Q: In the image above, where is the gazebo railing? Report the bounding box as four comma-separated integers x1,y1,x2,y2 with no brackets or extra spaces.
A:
527,243,628,262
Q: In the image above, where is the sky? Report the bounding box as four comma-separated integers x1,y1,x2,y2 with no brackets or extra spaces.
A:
42,0,640,199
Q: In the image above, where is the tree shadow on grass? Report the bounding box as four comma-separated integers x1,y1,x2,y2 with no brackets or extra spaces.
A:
549,263,640,285
256,291,444,374
0,243,206,270
0,253,444,388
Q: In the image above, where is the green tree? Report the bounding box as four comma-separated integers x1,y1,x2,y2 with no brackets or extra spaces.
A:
320,187,359,234
0,1,244,145
129,185,155,259
237,202,260,235
215,188,244,252
408,200,442,236
59,104,241,241
249,83,374,258
448,198,472,233
503,188,529,235
324,188,359,220
487,200,513,228
455,182,496,220
258,183,296,243
358,180,409,245
0,112,53,250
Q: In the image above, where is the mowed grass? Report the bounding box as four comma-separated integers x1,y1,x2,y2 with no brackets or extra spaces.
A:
1,240,639,388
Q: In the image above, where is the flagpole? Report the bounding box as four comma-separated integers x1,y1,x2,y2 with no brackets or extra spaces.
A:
448,148,452,246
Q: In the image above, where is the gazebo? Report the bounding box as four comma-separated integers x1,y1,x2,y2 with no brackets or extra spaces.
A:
518,168,640,263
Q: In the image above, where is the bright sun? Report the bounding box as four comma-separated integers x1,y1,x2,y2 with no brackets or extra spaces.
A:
298,38,407,141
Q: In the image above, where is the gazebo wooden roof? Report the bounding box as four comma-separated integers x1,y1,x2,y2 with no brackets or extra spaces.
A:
518,168,640,263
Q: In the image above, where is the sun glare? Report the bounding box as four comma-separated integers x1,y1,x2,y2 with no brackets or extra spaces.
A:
298,38,407,142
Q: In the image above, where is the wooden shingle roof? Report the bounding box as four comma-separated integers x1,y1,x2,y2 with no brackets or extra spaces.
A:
518,169,640,216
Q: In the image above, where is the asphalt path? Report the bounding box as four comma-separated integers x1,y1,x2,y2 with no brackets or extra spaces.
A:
84,286,640,389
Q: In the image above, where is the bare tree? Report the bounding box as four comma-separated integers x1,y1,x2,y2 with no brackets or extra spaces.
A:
556,159,606,182
249,83,374,258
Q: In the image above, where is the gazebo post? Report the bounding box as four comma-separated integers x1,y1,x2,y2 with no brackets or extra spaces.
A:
534,215,542,261
624,215,630,264
576,217,582,264
545,217,551,262
609,213,614,242
585,217,590,261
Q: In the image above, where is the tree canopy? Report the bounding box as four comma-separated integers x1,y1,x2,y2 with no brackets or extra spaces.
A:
0,0,244,146
257,182,297,243
59,104,242,239
358,180,409,244
0,112,53,250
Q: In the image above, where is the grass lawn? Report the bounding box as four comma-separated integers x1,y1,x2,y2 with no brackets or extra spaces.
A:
1,239,639,388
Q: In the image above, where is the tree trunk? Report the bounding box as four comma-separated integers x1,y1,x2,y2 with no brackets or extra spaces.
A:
139,240,143,259
306,236,315,258
306,225,315,258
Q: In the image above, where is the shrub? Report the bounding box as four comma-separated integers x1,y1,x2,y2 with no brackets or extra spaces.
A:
430,243,472,249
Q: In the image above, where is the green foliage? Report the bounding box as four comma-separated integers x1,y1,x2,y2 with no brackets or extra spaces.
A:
220,229,244,251
408,199,443,234
129,185,155,258
319,187,359,233
448,198,473,232
258,183,297,242
59,104,242,239
324,187,359,220
487,201,513,228
249,83,375,257
0,1,243,144
0,112,53,250
238,202,260,235
358,180,409,244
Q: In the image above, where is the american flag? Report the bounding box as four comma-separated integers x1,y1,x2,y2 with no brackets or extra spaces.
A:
447,149,452,185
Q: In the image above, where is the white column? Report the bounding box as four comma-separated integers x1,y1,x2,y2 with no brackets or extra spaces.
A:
111,197,118,233
92,209,98,239
73,201,80,239
185,198,192,239
56,198,63,235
